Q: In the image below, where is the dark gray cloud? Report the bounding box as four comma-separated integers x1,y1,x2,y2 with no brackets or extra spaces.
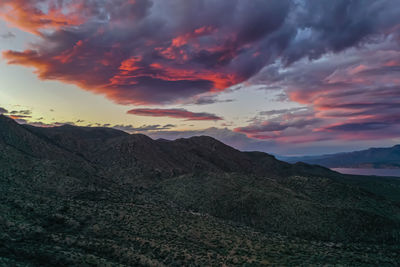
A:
0,108,33,120
236,118,321,134
9,110,31,115
324,122,390,132
281,0,400,64
127,108,223,121
113,124,176,133
259,107,308,116
190,95,234,105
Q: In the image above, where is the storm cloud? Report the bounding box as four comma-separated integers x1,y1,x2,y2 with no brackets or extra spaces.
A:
2,0,399,106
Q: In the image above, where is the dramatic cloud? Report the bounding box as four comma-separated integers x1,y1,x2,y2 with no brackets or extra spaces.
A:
3,0,400,106
127,108,222,121
239,36,400,143
2,0,400,149
234,107,328,143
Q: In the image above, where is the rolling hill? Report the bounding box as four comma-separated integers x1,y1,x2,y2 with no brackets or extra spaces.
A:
1,115,400,265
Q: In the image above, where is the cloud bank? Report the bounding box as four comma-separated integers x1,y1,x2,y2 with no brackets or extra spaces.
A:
2,0,399,106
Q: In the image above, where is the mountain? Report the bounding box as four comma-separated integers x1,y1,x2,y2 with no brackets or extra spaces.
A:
1,115,400,265
283,145,400,169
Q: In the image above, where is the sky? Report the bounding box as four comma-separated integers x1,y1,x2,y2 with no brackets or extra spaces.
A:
1,0,400,156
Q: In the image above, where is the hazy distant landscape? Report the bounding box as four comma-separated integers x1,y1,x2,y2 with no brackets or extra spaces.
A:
280,145,400,178
333,168,400,177
282,145,400,171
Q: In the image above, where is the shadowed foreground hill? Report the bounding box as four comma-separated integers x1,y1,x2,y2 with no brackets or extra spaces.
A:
1,115,400,265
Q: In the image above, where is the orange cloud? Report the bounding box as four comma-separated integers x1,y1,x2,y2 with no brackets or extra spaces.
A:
0,0,84,35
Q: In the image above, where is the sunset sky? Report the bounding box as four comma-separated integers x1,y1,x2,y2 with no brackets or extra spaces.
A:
1,0,400,155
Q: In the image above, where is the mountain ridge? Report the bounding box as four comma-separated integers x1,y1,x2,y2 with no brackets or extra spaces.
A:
1,115,400,265
283,144,400,169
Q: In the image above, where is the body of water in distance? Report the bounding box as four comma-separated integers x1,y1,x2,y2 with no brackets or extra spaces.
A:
332,168,400,177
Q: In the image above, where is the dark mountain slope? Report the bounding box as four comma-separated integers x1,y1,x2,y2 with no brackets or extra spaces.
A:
23,124,296,180
154,172,400,242
2,185,399,266
1,115,400,265
12,117,400,242
21,123,332,181
24,123,129,140
23,124,129,160
0,116,109,195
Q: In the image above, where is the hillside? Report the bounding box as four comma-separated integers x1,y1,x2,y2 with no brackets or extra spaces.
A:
1,115,400,265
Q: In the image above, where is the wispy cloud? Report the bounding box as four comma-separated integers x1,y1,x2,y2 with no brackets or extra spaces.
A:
113,124,176,133
0,31,15,39
127,108,223,121
190,95,234,105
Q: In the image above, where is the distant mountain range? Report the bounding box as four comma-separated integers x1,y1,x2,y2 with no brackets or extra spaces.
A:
1,115,400,265
282,145,400,169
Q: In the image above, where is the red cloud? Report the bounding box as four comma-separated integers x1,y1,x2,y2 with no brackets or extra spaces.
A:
171,26,215,48
0,0,290,105
127,108,223,121
2,29,244,105
110,60,242,91
0,0,84,35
